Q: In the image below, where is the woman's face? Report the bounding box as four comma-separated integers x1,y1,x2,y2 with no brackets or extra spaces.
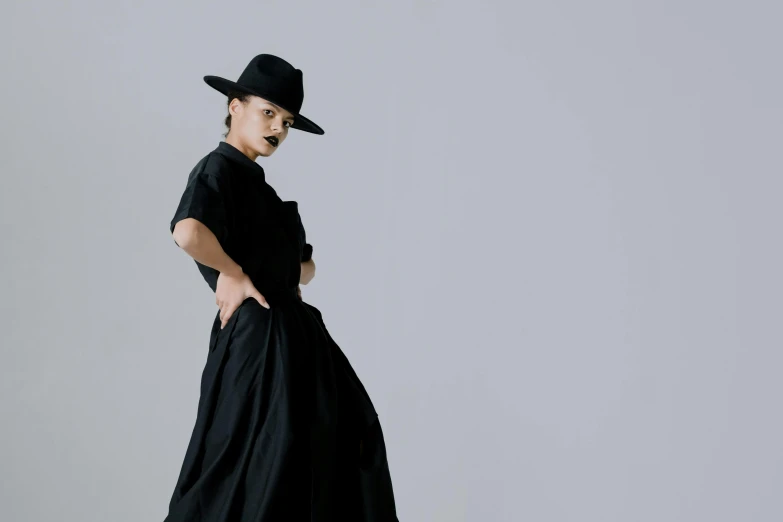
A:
228,95,295,158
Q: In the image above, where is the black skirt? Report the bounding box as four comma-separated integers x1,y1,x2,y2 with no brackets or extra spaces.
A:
163,288,399,521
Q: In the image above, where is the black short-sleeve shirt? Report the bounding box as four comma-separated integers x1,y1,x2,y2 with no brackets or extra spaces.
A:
170,141,313,292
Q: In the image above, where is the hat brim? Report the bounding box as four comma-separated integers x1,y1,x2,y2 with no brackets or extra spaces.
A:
204,75,325,135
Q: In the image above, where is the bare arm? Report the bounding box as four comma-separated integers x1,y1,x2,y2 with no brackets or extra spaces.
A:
172,218,243,278
300,258,316,285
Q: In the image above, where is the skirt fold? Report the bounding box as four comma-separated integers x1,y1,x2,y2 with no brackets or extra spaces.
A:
164,296,399,522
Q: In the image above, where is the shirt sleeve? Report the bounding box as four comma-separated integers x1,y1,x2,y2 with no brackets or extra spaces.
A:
297,212,313,262
169,170,229,246
301,242,313,262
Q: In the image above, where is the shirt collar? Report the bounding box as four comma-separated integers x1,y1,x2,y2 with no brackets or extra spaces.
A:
215,141,266,180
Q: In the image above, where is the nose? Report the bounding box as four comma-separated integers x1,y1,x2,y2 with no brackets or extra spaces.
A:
271,117,284,134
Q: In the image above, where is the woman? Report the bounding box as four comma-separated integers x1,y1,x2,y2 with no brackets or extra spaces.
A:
164,54,399,522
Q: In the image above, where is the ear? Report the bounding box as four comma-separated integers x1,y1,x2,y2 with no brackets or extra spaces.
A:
228,98,244,118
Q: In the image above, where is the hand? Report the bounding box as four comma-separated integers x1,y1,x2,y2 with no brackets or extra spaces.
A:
300,259,315,285
215,269,269,329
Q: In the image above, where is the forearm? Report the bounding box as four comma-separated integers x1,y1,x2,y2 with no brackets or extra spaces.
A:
172,218,242,277
300,258,315,285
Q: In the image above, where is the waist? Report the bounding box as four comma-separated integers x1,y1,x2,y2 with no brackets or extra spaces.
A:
259,286,299,305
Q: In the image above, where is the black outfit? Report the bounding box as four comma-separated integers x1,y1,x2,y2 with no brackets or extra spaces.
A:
164,141,399,521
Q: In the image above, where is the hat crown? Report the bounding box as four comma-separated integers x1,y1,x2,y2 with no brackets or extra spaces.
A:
235,54,303,112
251,54,297,78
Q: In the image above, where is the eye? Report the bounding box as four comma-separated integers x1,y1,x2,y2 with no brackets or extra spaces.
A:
264,109,293,128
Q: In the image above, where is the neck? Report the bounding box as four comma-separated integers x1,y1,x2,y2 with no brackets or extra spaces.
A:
225,135,258,162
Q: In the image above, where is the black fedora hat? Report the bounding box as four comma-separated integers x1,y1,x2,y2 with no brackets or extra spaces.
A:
204,54,324,135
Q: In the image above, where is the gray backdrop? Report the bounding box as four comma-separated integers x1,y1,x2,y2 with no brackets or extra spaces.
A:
2,1,781,521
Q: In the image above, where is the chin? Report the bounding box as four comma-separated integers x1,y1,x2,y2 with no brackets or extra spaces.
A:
259,143,278,156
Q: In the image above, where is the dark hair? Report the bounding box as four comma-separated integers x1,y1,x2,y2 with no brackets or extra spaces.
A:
223,90,253,138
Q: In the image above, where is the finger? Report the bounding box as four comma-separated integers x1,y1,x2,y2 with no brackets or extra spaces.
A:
225,302,241,327
255,291,270,309
220,305,231,329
